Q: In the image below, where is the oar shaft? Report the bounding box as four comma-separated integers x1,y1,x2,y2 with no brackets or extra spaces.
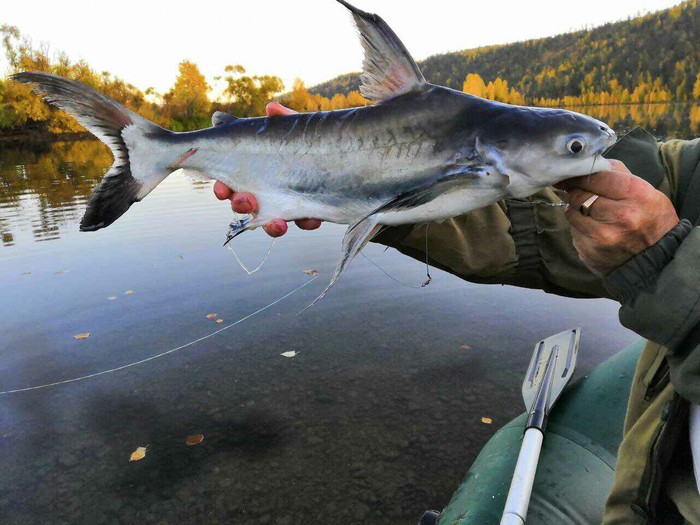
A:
500,428,544,525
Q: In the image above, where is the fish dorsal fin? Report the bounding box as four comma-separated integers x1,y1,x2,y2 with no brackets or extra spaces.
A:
337,0,427,101
211,111,238,127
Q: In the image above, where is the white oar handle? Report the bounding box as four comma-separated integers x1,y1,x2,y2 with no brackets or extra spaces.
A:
500,428,544,525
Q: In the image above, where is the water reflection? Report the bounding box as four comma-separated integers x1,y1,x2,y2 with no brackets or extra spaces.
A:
579,102,699,139
0,103,696,247
0,141,214,247
0,141,109,246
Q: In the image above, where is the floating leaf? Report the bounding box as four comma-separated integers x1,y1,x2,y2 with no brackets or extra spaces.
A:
281,351,298,358
460,344,472,350
73,333,91,340
206,313,217,319
124,290,134,295
303,269,319,276
108,296,117,301
481,417,493,425
129,446,148,462
185,434,204,446
215,319,223,324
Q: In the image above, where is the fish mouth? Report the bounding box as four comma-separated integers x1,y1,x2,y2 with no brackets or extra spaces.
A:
588,134,618,175
600,127,618,153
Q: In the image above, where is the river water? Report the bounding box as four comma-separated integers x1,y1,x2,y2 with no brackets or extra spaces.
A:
0,106,694,524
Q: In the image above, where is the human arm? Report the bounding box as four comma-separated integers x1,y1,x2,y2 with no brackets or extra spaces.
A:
598,137,700,403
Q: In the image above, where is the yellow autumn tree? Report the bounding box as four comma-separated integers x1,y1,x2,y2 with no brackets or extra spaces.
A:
166,60,210,130
314,93,332,111
330,93,348,109
488,78,510,102
462,73,487,97
218,64,284,117
693,72,700,100
508,87,525,105
283,79,317,112
346,91,369,107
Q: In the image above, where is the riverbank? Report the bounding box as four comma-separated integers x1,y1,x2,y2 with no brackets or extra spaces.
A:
0,130,91,147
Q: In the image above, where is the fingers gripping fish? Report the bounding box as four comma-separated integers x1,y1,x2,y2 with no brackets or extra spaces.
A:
13,0,617,306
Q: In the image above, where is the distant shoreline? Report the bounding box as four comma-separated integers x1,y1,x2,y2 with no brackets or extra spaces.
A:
0,131,92,147
0,100,694,146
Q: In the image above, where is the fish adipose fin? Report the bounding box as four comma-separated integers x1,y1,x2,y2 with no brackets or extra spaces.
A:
337,0,427,101
303,215,382,311
11,72,170,231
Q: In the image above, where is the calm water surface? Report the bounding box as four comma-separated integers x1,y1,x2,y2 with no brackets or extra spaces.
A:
0,107,691,524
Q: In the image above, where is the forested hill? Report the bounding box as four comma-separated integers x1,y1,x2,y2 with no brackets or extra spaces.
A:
1,1,697,139
310,0,699,104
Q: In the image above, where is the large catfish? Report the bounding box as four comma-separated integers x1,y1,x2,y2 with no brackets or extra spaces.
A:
14,0,616,303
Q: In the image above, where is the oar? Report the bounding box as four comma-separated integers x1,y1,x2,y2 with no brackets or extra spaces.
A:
500,328,581,525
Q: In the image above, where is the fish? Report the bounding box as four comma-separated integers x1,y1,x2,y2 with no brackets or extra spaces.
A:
13,0,617,304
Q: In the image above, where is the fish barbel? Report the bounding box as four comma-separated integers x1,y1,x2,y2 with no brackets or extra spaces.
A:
13,0,617,303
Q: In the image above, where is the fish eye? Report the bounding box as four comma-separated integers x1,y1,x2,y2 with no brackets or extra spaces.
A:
566,137,586,154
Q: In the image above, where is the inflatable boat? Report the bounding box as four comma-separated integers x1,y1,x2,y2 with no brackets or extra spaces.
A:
421,339,644,524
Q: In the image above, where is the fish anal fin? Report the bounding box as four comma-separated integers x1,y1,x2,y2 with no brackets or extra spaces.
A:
376,163,508,214
336,0,426,102
302,215,382,312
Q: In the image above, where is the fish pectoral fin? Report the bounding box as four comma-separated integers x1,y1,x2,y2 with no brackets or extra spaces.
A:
301,215,382,312
336,0,427,102
375,164,508,214
211,111,239,127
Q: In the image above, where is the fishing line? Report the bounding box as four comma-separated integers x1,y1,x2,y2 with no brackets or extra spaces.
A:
227,237,276,275
360,251,424,290
0,276,318,395
589,151,599,179
360,223,434,289
422,223,432,287
531,200,567,208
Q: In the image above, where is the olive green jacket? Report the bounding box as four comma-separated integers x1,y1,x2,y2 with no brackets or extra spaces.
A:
374,128,700,524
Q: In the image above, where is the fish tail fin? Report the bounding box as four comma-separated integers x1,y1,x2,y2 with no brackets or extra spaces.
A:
12,72,172,231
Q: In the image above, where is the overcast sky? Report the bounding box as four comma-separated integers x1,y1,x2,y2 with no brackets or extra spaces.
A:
1,0,684,94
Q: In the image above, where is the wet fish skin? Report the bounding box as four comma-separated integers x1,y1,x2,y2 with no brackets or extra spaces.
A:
155,84,613,227
12,0,617,303
160,86,477,224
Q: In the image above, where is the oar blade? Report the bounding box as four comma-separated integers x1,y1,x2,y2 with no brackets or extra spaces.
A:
522,328,580,413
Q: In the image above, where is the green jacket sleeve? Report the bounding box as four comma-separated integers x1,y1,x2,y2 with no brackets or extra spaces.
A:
604,136,700,403
372,190,608,298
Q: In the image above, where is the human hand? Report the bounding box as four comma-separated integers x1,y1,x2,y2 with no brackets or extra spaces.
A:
557,159,680,275
213,102,322,237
